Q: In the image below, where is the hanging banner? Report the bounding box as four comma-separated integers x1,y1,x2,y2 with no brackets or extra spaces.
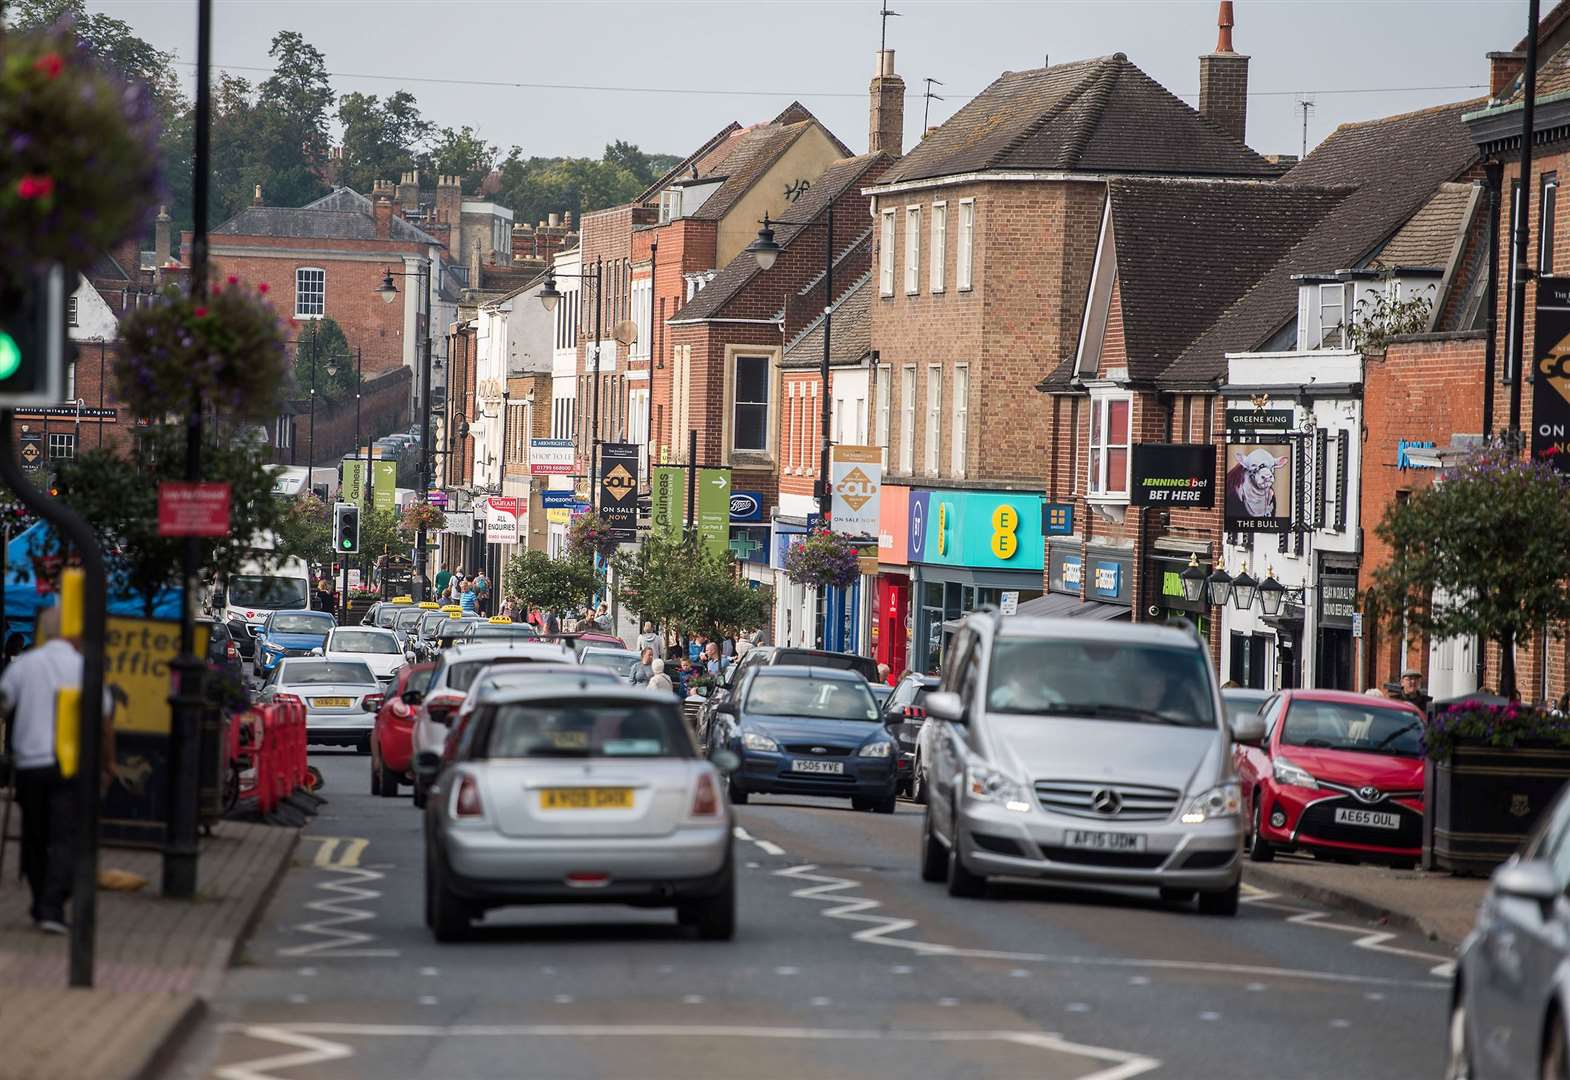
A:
441,510,474,536
651,464,686,542
598,442,639,542
1533,275,1570,471
483,496,522,545
1224,444,1293,532
539,490,579,509
530,438,576,475
1130,444,1217,507
830,444,882,539
697,467,732,559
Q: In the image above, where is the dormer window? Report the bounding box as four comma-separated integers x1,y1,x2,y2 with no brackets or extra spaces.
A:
659,190,681,224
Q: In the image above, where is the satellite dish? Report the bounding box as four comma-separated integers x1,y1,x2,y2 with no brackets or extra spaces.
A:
613,319,639,347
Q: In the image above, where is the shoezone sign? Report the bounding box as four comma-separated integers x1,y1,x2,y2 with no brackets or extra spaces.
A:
830,445,881,539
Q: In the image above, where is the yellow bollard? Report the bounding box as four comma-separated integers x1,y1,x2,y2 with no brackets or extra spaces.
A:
55,687,80,779
60,568,84,640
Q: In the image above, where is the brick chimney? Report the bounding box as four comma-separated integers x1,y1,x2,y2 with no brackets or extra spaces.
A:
436,175,463,259
1197,0,1249,144
154,205,172,268
396,169,420,212
1489,51,1526,98
371,181,394,239
869,49,905,157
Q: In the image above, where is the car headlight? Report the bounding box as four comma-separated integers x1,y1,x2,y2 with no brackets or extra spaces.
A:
1272,757,1319,790
1181,782,1242,824
741,731,780,752
964,764,1033,812
858,739,894,758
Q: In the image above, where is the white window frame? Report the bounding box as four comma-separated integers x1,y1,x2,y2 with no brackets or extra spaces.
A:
899,366,916,474
1087,390,1133,500
48,431,75,460
924,364,942,476
725,347,778,460
879,210,896,296
930,201,947,293
957,199,975,291
904,206,921,295
951,364,969,478
874,364,891,449
786,383,798,473
66,296,78,327
294,267,325,319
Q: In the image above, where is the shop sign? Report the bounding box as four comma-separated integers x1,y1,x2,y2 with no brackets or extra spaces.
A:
697,467,732,560
830,444,882,539
1226,407,1295,431
1533,276,1570,472
441,510,474,536
728,524,769,563
908,490,1044,572
19,431,42,471
1043,502,1074,536
1093,561,1122,600
1050,550,1083,595
483,497,522,545
729,490,763,522
907,491,930,564
1130,444,1216,507
529,438,576,475
539,490,578,508
650,465,686,541
878,485,910,567
598,442,639,542
1318,572,1358,629
1224,444,1293,532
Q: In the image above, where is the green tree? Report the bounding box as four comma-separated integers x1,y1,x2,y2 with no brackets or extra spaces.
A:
426,125,496,191
275,493,333,570
337,90,432,194
612,535,772,642
1365,448,1570,700
293,317,356,400
252,31,334,208
494,144,677,226
358,508,403,565
503,550,601,616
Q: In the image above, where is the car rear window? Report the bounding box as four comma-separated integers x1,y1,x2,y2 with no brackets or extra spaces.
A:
1280,700,1424,757
582,651,640,678
985,638,1216,728
272,613,334,634
481,699,692,758
745,675,879,721
773,650,878,680
282,660,375,685
446,656,558,692
331,630,400,654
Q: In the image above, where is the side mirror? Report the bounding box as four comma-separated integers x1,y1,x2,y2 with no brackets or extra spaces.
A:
925,690,966,724
1494,860,1559,911
402,689,424,706
711,749,740,775
1230,713,1267,747
715,700,738,717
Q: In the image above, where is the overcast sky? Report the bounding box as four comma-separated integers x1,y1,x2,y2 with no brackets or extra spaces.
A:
104,0,1523,163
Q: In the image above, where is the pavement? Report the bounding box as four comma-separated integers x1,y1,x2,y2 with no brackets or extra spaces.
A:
1244,856,1488,949
0,815,299,1080
169,752,1467,1080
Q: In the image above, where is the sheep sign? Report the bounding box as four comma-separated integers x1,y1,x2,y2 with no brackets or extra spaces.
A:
1225,444,1292,531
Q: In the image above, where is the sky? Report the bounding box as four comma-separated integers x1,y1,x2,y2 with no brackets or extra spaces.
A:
100,0,1525,164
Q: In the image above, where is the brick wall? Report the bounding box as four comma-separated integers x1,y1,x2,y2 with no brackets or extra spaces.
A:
287,366,412,470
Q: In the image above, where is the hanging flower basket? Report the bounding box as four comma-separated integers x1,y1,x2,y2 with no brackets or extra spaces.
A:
115,281,289,423
0,25,162,284
784,528,860,590
567,512,620,560
400,501,446,534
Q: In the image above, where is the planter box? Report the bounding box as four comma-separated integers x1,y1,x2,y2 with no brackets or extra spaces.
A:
1425,742,1570,875
344,597,376,625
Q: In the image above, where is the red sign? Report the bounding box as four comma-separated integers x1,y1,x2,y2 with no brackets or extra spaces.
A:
158,482,232,538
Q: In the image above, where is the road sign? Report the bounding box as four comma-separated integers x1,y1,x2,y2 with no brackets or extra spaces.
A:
697,467,731,559
157,482,231,538
1352,612,1363,639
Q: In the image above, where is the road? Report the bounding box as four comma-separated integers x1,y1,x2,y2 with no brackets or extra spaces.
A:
170,752,1454,1080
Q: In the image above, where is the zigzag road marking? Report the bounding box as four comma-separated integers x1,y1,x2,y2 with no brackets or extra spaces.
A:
1240,884,1456,978
213,1022,1160,1080
279,837,398,959
776,863,1447,991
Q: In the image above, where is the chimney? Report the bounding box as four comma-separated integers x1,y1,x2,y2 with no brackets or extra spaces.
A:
868,49,905,157
469,238,482,289
154,205,172,267
436,175,463,259
372,189,393,240
251,183,264,207
396,169,420,212
1197,0,1249,144
1489,51,1526,98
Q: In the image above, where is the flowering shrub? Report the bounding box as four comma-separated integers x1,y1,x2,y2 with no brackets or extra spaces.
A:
0,25,161,283
115,282,289,422
399,501,446,534
784,528,860,590
567,512,620,560
1423,700,1570,762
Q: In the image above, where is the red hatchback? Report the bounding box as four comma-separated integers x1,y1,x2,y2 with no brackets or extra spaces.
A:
371,662,433,798
1233,690,1426,867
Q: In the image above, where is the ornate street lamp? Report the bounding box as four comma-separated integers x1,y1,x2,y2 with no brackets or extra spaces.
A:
1257,569,1286,616
538,276,561,313
1179,553,1207,604
1205,564,1234,609
377,269,398,305
747,213,782,271
1231,568,1259,611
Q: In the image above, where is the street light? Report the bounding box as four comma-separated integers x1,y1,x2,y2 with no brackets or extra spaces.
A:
377,269,398,305
1205,564,1234,609
537,262,605,508
1179,553,1207,604
1257,569,1286,617
539,276,561,313
372,261,434,600
746,213,782,271
1231,568,1259,612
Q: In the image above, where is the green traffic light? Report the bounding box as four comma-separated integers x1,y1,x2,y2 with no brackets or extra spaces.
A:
0,331,21,380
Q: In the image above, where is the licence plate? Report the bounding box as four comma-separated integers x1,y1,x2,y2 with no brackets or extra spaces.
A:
793,759,844,775
539,788,633,810
310,697,351,708
1064,830,1146,852
1334,807,1401,830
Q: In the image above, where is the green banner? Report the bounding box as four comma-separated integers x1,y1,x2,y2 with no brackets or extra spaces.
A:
372,460,397,512
650,465,686,542
697,467,731,560
342,459,367,508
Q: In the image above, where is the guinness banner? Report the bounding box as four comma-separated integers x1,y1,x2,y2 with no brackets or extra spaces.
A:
598,442,639,542
1533,276,1570,471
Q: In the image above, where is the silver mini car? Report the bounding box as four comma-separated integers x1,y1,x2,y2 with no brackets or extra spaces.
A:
921,613,1244,914
423,681,735,942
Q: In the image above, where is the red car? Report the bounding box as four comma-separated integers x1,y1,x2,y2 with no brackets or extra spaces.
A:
371,662,433,798
1233,689,1426,867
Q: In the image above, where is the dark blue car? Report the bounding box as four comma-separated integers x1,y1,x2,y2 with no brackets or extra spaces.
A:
254,609,337,676
707,666,899,813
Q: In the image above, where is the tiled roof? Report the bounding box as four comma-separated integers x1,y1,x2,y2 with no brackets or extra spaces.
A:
89,252,129,282
635,122,743,204
782,272,871,368
673,154,889,323
878,54,1280,187
688,122,813,222
1373,182,1476,269
1162,100,1482,387
212,187,441,245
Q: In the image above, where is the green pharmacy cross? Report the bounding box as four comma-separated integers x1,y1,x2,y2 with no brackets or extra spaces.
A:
728,534,762,560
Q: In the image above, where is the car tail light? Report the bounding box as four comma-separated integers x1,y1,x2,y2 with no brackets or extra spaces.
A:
274,693,302,707
226,642,239,661
691,772,721,817
454,774,484,818
362,694,384,712
903,706,926,719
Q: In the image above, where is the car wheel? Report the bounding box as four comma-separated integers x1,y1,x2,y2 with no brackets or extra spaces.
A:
1197,881,1240,917
680,866,736,942
370,755,382,796
911,759,928,805
1248,798,1275,863
946,820,987,899
379,758,401,798
427,849,473,943
920,802,946,883
1159,887,1196,905
1443,995,1473,1080
873,794,897,815
1545,1009,1569,1080
851,796,872,812
727,776,749,805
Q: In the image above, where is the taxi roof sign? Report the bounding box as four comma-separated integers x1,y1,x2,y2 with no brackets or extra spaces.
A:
390,595,413,605
487,616,514,624
418,601,440,609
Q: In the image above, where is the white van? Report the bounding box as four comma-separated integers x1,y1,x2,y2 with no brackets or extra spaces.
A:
213,547,312,660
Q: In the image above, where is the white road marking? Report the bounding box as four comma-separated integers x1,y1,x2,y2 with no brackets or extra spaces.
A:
1331,1019,1351,1029
296,968,317,978
1365,992,1385,1002
682,995,704,1005
937,998,960,1007
1009,969,1031,978
1242,887,1456,977
891,965,914,975
286,994,308,1005
733,824,786,857
1245,983,1267,992
1066,1003,1091,1013
541,966,558,976
419,967,439,977
213,1023,1160,1080
776,863,1447,991
775,965,800,975
417,996,438,1006
553,994,575,1004
809,996,833,1006
1198,1012,1220,1022
278,863,399,959
657,965,674,975
1128,976,1151,987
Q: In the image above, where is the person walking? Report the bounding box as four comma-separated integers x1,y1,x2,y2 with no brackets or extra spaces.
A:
632,648,655,686
434,566,453,597
0,606,114,934
1399,667,1433,714
459,579,478,616
704,641,723,676
472,570,491,617
647,657,674,695
675,656,696,697
636,621,659,656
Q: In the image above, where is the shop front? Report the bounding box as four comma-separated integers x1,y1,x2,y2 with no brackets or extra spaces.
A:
909,489,1045,674
1314,566,1358,691
873,485,911,680
1028,542,1133,621
1148,542,1211,636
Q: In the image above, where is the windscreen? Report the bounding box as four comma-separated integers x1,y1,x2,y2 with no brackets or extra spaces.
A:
745,675,879,721
1280,700,1424,757
774,650,878,680
446,656,554,692
484,699,691,758
281,661,375,686
1223,693,1269,733
331,630,400,655
581,651,640,678
420,613,449,635
985,638,1216,729
229,575,308,610
466,625,540,640
375,607,400,628
271,612,334,635
394,608,424,630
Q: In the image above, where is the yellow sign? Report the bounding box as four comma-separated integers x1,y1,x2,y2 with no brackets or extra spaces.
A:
547,507,571,525
991,504,1019,560
837,466,876,511
602,463,635,499
106,617,210,735
418,601,440,609
488,616,513,624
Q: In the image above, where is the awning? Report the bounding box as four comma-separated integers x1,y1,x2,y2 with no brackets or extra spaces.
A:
1015,592,1130,621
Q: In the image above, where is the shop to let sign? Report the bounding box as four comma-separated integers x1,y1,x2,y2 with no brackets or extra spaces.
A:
157,482,231,537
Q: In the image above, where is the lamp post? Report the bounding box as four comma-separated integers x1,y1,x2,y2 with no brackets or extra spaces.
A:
539,262,604,506
376,260,433,601
306,321,318,474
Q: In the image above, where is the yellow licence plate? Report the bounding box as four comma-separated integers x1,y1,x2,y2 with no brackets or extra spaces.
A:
310,697,351,708
540,788,633,810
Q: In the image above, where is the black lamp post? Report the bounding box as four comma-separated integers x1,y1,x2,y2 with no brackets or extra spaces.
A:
1257,570,1286,617
1230,568,1259,612
540,261,604,507
375,261,433,601
1205,564,1234,609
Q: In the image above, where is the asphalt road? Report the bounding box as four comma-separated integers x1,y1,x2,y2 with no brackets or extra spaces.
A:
169,751,1455,1080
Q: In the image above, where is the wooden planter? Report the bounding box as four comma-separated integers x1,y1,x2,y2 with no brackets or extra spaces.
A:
344,597,377,625
1425,741,1570,875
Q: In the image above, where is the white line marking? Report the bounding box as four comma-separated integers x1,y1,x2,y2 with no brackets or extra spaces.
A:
1242,887,1455,977
417,996,438,1006
418,967,439,977
278,865,399,959
756,839,787,856
732,826,753,841
1331,1019,1351,1029
891,965,914,975
1245,983,1267,992
286,994,308,1005
1128,976,1151,987
295,968,317,978
1365,992,1385,1002
1009,969,1031,978
1066,1003,1091,1013
809,996,833,1006
937,998,960,1007
774,966,800,975
213,1026,355,1080
682,995,704,1005
553,994,575,1004
1198,1012,1220,1022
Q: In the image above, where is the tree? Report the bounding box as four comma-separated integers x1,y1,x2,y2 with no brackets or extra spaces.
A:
503,550,601,616
275,493,333,570
1365,448,1570,700
1346,281,1436,353
612,535,772,642
358,508,402,565
493,144,677,226
252,31,334,209
426,125,496,191
293,317,356,400
337,90,432,194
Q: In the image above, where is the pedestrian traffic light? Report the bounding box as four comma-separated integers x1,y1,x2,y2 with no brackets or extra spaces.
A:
0,266,66,406
333,502,360,554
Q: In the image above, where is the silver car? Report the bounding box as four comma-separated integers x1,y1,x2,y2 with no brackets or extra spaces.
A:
423,682,735,942
921,613,1244,914
580,646,644,683
258,657,383,750
1447,784,1570,1079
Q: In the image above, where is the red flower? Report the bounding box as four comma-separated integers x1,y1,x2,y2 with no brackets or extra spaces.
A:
193,306,208,318
16,174,54,200
226,275,239,286
257,282,270,294
32,53,63,79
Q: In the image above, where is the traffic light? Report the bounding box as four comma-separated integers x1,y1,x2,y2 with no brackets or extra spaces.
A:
0,266,66,406
333,502,360,554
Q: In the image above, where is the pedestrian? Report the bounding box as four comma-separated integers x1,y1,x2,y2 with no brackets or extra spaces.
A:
637,621,659,656
734,638,754,663
1399,667,1432,713
473,570,491,616
690,635,706,664
459,579,478,616
0,605,114,934
704,641,722,676
876,662,892,686
721,636,735,661
546,610,562,635
313,578,334,613
648,657,674,695
435,566,453,597
632,647,655,686
676,656,696,696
